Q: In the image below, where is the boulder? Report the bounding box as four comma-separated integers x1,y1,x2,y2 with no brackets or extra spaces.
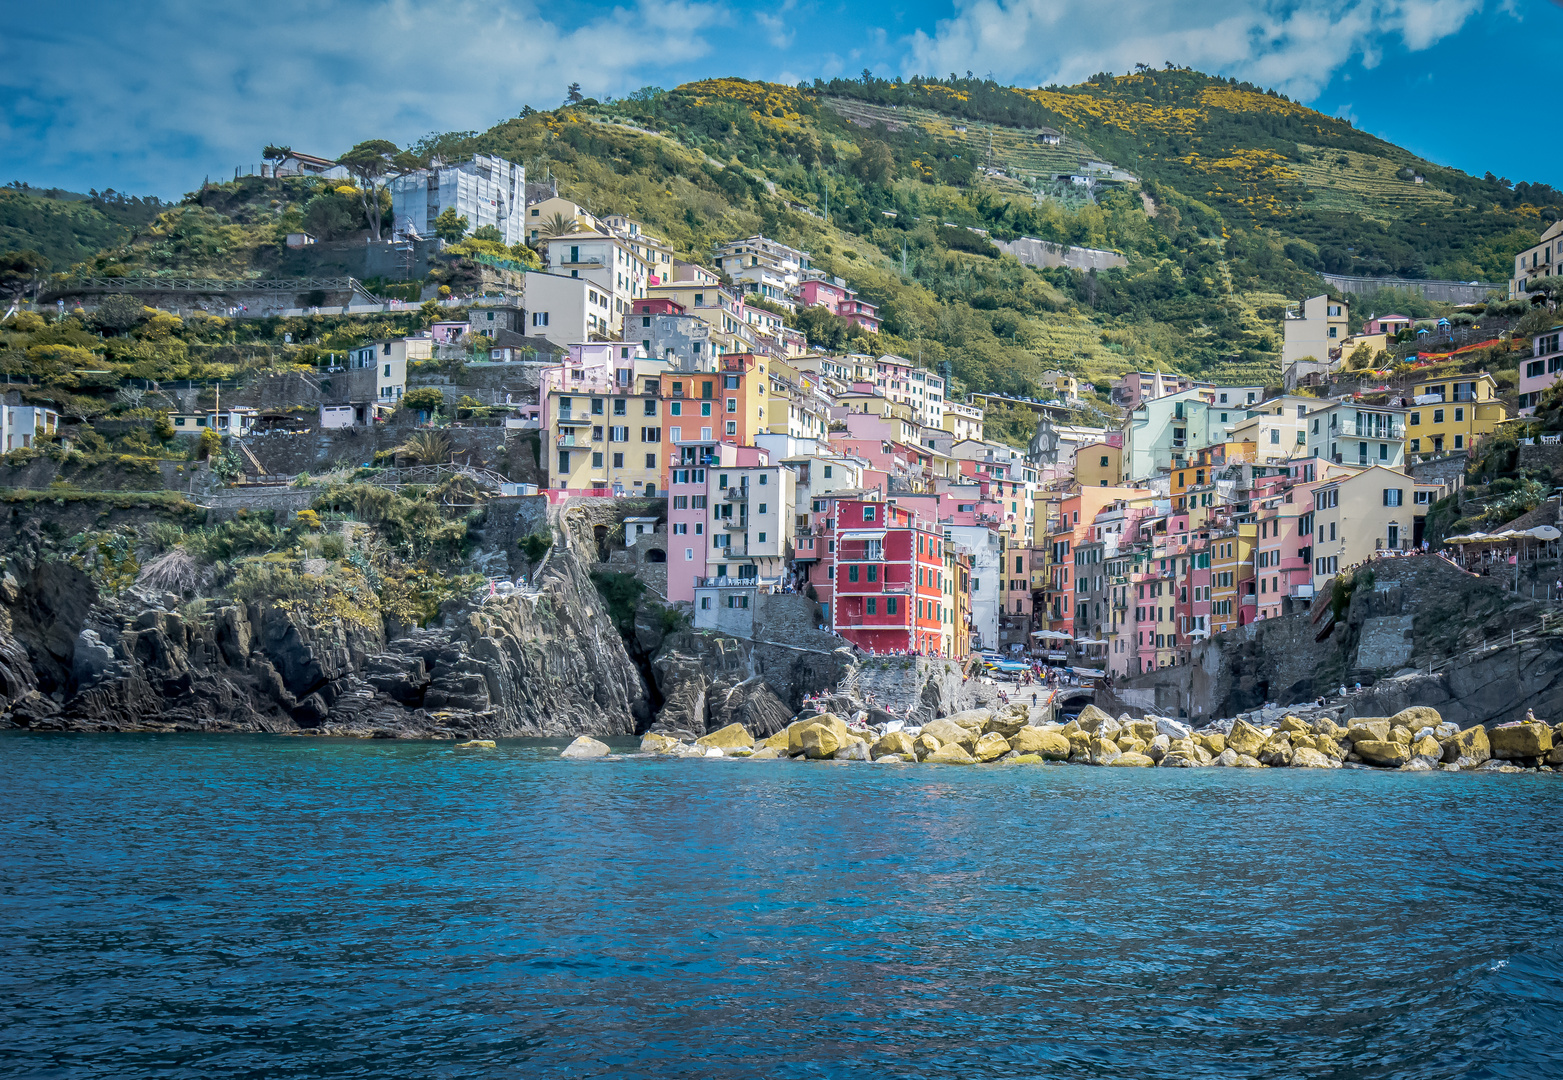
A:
1111,752,1156,767
1097,718,1124,739
983,709,1031,738
788,714,849,755
1058,718,1082,735
1477,760,1523,774
801,724,843,759
1067,730,1093,757
1354,740,1411,767
925,742,977,765
1076,704,1115,731
1154,717,1192,740
1411,735,1442,760
972,732,1012,762
835,740,873,762
1317,736,1348,761
560,736,611,759
1212,748,1240,767
912,733,941,761
1007,754,1043,765
1400,757,1437,772
921,717,978,751
455,739,497,749
1291,747,1338,769
1015,728,1071,760
1159,752,1197,767
1116,736,1148,754
871,731,917,760
1389,726,1413,746
874,754,908,764
1233,754,1266,768
1391,706,1443,731
1346,718,1391,744
1277,715,1312,735
1127,720,1160,742
1489,722,1553,760
1227,719,1267,758
1434,722,1460,740
1192,744,1214,766
1546,746,1563,767
694,723,754,753
1313,717,1345,738
748,746,785,759
945,708,992,730
1146,734,1171,762
1441,725,1490,766
1258,733,1294,767
763,729,792,751
640,732,680,754
1089,737,1122,766
1196,732,1227,756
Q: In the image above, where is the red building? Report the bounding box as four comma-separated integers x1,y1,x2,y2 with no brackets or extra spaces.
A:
830,499,947,654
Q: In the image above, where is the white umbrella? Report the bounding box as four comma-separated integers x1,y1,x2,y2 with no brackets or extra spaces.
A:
1526,526,1560,541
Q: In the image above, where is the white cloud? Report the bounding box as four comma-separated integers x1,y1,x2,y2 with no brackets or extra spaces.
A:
902,0,1490,101
0,0,727,196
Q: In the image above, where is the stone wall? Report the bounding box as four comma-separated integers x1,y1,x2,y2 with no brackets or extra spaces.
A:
242,422,516,477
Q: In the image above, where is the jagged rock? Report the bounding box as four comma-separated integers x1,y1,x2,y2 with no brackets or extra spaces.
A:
1009,727,1070,759
1354,740,1411,767
1116,736,1148,754
1076,704,1114,732
1233,754,1266,768
1346,719,1391,743
983,709,1030,738
1146,734,1171,762
1391,706,1443,731
1435,722,1460,739
1258,734,1294,767
1389,726,1413,746
787,715,845,755
972,732,1011,762
945,708,991,730
1212,748,1240,767
1196,732,1227,755
1400,756,1439,771
1411,735,1442,760
912,733,941,760
1227,719,1267,757
748,746,785,760
1089,737,1122,765
455,739,496,749
1441,725,1490,766
801,724,843,759
560,736,610,759
1159,752,1197,767
871,731,916,759
1489,722,1553,760
925,743,976,764
641,732,680,754
694,723,754,753
1292,747,1337,769
1154,717,1192,740
707,678,792,739
1277,715,1311,735
921,717,978,751
835,740,872,762
1110,752,1156,767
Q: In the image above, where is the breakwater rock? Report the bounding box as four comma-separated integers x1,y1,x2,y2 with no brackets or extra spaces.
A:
610,702,1562,775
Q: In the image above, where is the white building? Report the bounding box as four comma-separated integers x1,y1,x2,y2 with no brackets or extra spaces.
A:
1510,220,1563,298
2,404,59,451
539,230,650,331
167,407,257,438
713,236,810,307
1281,294,1348,379
945,524,1002,652
521,272,611,345
347,340,411,403
391,154,525,245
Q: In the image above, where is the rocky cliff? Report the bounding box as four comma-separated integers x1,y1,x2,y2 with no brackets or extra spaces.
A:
1,503,647,738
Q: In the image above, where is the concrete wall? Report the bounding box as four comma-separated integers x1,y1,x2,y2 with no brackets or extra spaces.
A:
1320,273,1502,305
994,237,1127,272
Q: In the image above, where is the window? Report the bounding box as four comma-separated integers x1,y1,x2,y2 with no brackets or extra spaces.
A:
1454,435,1464,449
533,312,549,327
673,495,688,509
725,421,737,436
886,597,898,615
1454,407,1464,422
1433,408,1445,424
726,398,737,413
864,506,876,522
558,451,570,473
1410,412,1421,426
592,399,604,415
701,403,712,417
644,400,657,416
610,426,628,442
867,598,878,615
848,565,859,583
867,566,878,582
1410,439,1420,452
823,465,833,478
592,451,603,468
613,453,624,468
614,399,627,416
646,453,656,468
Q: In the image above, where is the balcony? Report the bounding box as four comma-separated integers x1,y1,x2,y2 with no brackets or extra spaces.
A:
556,414,593,427
1334,419,1406,439
725,487,750,502
1240,594,1257,606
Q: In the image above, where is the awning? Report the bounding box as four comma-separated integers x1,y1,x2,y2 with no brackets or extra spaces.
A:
837,530,887,541
1031,629,1072,641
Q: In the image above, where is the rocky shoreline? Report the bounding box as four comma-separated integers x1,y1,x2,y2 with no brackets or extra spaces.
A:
556,701,1563,774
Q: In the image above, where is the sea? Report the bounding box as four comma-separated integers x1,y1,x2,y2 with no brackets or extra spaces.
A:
2,733,1560,1079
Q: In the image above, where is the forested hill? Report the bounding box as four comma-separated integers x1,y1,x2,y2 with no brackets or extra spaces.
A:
8,70,1561,408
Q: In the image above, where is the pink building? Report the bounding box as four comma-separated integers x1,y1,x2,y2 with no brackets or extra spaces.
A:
1364,314,1414,337
666,442,770,602
797,278,881,333
1518,325,1563,413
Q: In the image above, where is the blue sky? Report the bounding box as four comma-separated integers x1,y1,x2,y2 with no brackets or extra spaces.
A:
2,0,1559,199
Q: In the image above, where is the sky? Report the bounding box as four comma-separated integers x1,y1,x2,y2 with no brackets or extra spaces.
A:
2,0,1559,199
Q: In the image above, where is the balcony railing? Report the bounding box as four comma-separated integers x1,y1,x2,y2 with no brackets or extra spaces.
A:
723,520,748,531
1333,419,1407,439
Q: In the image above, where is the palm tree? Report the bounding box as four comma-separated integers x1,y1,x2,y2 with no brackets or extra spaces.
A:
396,430,451,465
538,212,582,239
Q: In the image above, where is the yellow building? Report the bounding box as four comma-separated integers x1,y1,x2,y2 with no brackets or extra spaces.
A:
1208,523,1256,635
1075,440,1121,488
545,350,670,496
1405,373,1508,456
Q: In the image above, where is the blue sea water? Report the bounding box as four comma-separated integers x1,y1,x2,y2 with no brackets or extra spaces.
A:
2,734,1561,1079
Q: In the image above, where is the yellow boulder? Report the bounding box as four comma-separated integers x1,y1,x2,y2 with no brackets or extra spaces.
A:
871,730,917,759
695,723,754,753
972,732,1011,762
925,742,976,765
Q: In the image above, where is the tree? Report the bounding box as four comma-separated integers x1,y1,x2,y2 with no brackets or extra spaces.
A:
337,140,418,241
0,250,49,303
538,212,582,239
401,387,445,415
92,294,149,333
853,140,895,187
565,82,584,105
396,430,451,464
470,224,504,243
262,145,291,177
434,207,469,242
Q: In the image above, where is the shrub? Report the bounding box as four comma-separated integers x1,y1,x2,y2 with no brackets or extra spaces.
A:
518,532,552,562
319,533,347,559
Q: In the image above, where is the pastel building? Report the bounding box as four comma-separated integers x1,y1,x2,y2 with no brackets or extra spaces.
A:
1518,326,1562,414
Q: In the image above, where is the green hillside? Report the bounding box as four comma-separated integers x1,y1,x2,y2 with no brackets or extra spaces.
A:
5,69,1559,409
0,185,168,269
